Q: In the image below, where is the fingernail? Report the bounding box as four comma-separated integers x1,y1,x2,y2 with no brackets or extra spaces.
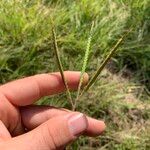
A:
68,113,88,136
82,73,89,86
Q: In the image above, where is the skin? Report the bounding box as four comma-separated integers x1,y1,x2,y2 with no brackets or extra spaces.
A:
0,71,105,150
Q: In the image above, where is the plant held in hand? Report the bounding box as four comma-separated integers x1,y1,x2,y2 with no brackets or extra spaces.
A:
51,21,132,110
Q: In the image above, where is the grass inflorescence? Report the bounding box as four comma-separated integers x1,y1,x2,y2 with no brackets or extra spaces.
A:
51,23,74,109
74,21,94,110
79,28,132,98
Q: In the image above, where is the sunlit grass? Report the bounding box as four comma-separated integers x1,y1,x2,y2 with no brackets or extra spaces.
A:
0,0,149,149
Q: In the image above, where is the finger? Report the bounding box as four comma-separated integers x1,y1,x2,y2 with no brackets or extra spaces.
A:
0,93,24,136
21,106,105,136
0,71,88,106
0,113,88,150
0,120,11,142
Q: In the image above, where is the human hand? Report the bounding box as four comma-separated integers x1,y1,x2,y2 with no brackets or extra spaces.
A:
0,71,105,150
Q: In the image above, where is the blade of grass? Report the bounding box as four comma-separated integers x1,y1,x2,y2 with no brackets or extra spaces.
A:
79,29,132,98
51,24,74,108
73,22,94,110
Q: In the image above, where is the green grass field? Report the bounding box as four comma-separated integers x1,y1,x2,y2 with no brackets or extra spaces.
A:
0,0,150,149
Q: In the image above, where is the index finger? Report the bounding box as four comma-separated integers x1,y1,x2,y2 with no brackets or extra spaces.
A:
0,71,88,106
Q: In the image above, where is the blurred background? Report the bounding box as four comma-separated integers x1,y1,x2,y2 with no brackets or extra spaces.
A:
0,0,149,149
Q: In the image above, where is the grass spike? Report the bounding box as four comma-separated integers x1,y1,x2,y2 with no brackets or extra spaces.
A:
79,29,132,98
73,22,94,110
51,24,74,108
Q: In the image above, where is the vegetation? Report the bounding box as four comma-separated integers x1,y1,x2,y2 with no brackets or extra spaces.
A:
0,0,149,149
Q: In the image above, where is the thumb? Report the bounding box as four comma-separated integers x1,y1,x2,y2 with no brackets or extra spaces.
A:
1,113,88,150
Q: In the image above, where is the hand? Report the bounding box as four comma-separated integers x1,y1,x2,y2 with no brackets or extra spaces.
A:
0,71,105,150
